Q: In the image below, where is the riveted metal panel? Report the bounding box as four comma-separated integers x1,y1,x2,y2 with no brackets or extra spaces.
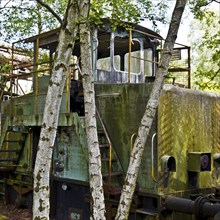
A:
53,117,89,182
158,85,220,194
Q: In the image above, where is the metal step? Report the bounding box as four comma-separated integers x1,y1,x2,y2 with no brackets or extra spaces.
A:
0,128,28,173
99,143,109,148
0,166,15,171
102,171,123,178
0,149,20,153
97,130,105,135
102,158,116,162
0,179,5,200
4,140,21,143
136,208,158,216
0,159,17,162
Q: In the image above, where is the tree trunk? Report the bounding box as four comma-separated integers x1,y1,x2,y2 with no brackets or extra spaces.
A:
33,2,79,219
78,1,106,219
115,0,187,219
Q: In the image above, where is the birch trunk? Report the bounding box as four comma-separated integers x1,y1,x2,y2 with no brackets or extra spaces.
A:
78,1,106,219
115,0,187,219
33,2,79,219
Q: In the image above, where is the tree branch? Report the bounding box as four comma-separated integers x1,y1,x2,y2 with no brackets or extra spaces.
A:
35,0,62,24
3,0,12,7
62,0,71,28
203,68,220,87
0,6,36,12
202,0,219,7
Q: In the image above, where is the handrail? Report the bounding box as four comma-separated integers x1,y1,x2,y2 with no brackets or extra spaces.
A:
131,55,159,64
96,108,112,185
12,60,52,71
151,133,157,182
130,133,137,155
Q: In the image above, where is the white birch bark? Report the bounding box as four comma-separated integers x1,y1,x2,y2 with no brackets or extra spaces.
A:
115,0,188,219
33,1,79,219
78,0,106,219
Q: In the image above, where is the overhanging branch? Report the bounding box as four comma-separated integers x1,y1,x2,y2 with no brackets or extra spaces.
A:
203,68,220,87
3,0,13,8
35,0,62,24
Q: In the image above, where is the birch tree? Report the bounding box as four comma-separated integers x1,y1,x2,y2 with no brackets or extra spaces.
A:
78,0,106,219
33,1,79,219
115,0,188,219
32,0,107,218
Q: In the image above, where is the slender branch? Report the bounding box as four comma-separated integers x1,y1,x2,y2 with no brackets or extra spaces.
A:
62,0,71,28
203,68,220,87
35,0,62,24
3,0,13,8
0,6,37,12
202,0,220,7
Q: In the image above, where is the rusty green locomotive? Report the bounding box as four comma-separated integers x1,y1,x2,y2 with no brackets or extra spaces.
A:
0,20,220,219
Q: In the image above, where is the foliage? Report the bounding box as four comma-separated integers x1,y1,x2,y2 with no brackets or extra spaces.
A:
90,0,140,25
0,55,11,73
0,0,171,43
138,0,170,29
188,4,220,92
0,0,67,42
189,0,220,19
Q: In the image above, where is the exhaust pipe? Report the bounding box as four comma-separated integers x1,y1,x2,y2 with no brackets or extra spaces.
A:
164,195,220,219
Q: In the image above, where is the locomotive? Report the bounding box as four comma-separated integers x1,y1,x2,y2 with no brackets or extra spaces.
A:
0,20,220,219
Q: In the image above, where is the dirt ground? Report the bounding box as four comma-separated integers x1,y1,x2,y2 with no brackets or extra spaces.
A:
0,203,32,220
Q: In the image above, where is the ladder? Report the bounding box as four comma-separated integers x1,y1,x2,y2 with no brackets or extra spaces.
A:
0,127,28,172
0,178,6,202
96,109,124,197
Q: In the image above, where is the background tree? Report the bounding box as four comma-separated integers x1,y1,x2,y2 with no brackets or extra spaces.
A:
189,0,220,19
0,0,67,42
115,0,187,218
188,1,220,92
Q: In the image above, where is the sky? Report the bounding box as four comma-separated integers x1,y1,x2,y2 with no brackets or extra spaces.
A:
141,1,219,46
140,2,192,46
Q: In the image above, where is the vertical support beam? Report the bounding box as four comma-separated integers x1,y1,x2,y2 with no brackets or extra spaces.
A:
27,129,31,171
49,49,53,75
110,32,115,82
34,38,39,114
92,27,98,82
152,44,157,77
10,43,15,97
66,68,70,113
188,46,191,89
16,76,18,95
128,29,132,83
